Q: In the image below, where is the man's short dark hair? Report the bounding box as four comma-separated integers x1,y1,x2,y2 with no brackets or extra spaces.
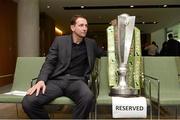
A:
70,15,87,25
168,33,173,39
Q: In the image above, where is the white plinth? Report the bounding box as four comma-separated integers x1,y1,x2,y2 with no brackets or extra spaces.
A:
112,97,147,118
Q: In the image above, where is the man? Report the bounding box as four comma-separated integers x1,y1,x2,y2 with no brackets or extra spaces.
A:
144,41,159,56
166,33,180,56
22,15,103,119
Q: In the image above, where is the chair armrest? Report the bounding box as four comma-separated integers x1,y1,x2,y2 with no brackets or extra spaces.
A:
31,77,38,87
143,74,160,119
143,74,160,104
91,73,99,98
90,59,100,98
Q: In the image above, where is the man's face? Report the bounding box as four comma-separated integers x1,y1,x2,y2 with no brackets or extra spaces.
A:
71,17,88,38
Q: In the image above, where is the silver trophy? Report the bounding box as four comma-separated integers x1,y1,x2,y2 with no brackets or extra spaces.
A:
110,14,138,97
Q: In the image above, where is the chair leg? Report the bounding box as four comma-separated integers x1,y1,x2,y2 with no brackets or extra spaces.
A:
49,113,54,119
158,102,160,119
89,111,93,119
151,101,161,119
150,100,152,119
94,104,97,119
176,105,178,119
15,103,19,119
89,103,96,119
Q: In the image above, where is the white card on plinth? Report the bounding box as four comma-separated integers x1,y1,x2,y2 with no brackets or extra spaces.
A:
112,97,147,118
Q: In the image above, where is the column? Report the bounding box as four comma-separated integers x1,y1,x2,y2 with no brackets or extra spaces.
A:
17,0,39,56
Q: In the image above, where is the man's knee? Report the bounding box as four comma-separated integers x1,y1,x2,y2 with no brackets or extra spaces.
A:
22,96,31,112
22,95,39,111
81,91,94,104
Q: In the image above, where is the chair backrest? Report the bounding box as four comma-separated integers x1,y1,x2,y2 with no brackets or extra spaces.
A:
11,57,45,91
98,57,110,96
143,57,179,97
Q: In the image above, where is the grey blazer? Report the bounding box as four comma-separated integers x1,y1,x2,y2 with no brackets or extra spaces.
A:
38,35,103,82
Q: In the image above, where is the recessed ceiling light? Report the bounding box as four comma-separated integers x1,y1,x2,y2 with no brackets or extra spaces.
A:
130,5,134,8
47,5,50,9
163,5,167,7
81,6,85,8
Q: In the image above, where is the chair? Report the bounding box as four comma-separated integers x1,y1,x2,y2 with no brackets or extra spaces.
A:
0,57,74,118
143,57,180,119
94,57,112,118
95,57,152,119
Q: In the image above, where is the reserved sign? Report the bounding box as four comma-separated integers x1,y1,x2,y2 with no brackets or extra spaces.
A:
112,97,147,118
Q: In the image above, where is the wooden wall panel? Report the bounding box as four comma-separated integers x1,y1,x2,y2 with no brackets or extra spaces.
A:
0,0,17,86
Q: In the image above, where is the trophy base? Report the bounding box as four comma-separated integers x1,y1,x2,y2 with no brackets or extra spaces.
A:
109,86,138,97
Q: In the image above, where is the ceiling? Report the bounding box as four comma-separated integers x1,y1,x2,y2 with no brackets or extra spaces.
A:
39,0,180,34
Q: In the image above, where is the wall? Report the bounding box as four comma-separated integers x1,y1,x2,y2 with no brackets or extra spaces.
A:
40,12,55,56
151,29,166,52
0,0,17,86
151,22,180,52
87,31,107,51
166,23,180,42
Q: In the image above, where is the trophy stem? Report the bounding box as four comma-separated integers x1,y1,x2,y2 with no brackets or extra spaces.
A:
118,63,128,88
109,63,138,97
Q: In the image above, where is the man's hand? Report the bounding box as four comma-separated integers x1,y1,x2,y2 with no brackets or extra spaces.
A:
26,80,46,96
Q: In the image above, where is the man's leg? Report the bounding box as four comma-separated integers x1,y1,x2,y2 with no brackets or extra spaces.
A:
65,80,94,119
22,80,63,119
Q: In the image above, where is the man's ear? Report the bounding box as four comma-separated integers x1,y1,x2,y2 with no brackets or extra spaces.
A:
70,25,74,32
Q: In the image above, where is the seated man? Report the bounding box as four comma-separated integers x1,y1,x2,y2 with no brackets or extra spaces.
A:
22,15,103,119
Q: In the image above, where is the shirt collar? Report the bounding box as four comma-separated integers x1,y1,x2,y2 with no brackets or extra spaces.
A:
71,36,85,45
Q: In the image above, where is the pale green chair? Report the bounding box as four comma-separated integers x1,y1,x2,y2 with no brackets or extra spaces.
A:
95,57,152,119
94,57,112,118
143,57,180,119
0,57,73,104
0,57,98,118
0,57,74,118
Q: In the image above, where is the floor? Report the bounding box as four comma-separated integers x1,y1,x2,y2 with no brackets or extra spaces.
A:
0,84,179,119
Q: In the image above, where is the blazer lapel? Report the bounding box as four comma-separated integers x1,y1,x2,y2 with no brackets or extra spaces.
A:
66,35,72,65
85,38,93,69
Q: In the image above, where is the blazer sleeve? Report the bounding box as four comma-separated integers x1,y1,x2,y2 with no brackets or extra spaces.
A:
94,40,104,58
37,37,59,82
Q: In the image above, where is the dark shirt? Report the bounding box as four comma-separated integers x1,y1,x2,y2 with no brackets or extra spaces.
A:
166,39,180,56
63,39,89,77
